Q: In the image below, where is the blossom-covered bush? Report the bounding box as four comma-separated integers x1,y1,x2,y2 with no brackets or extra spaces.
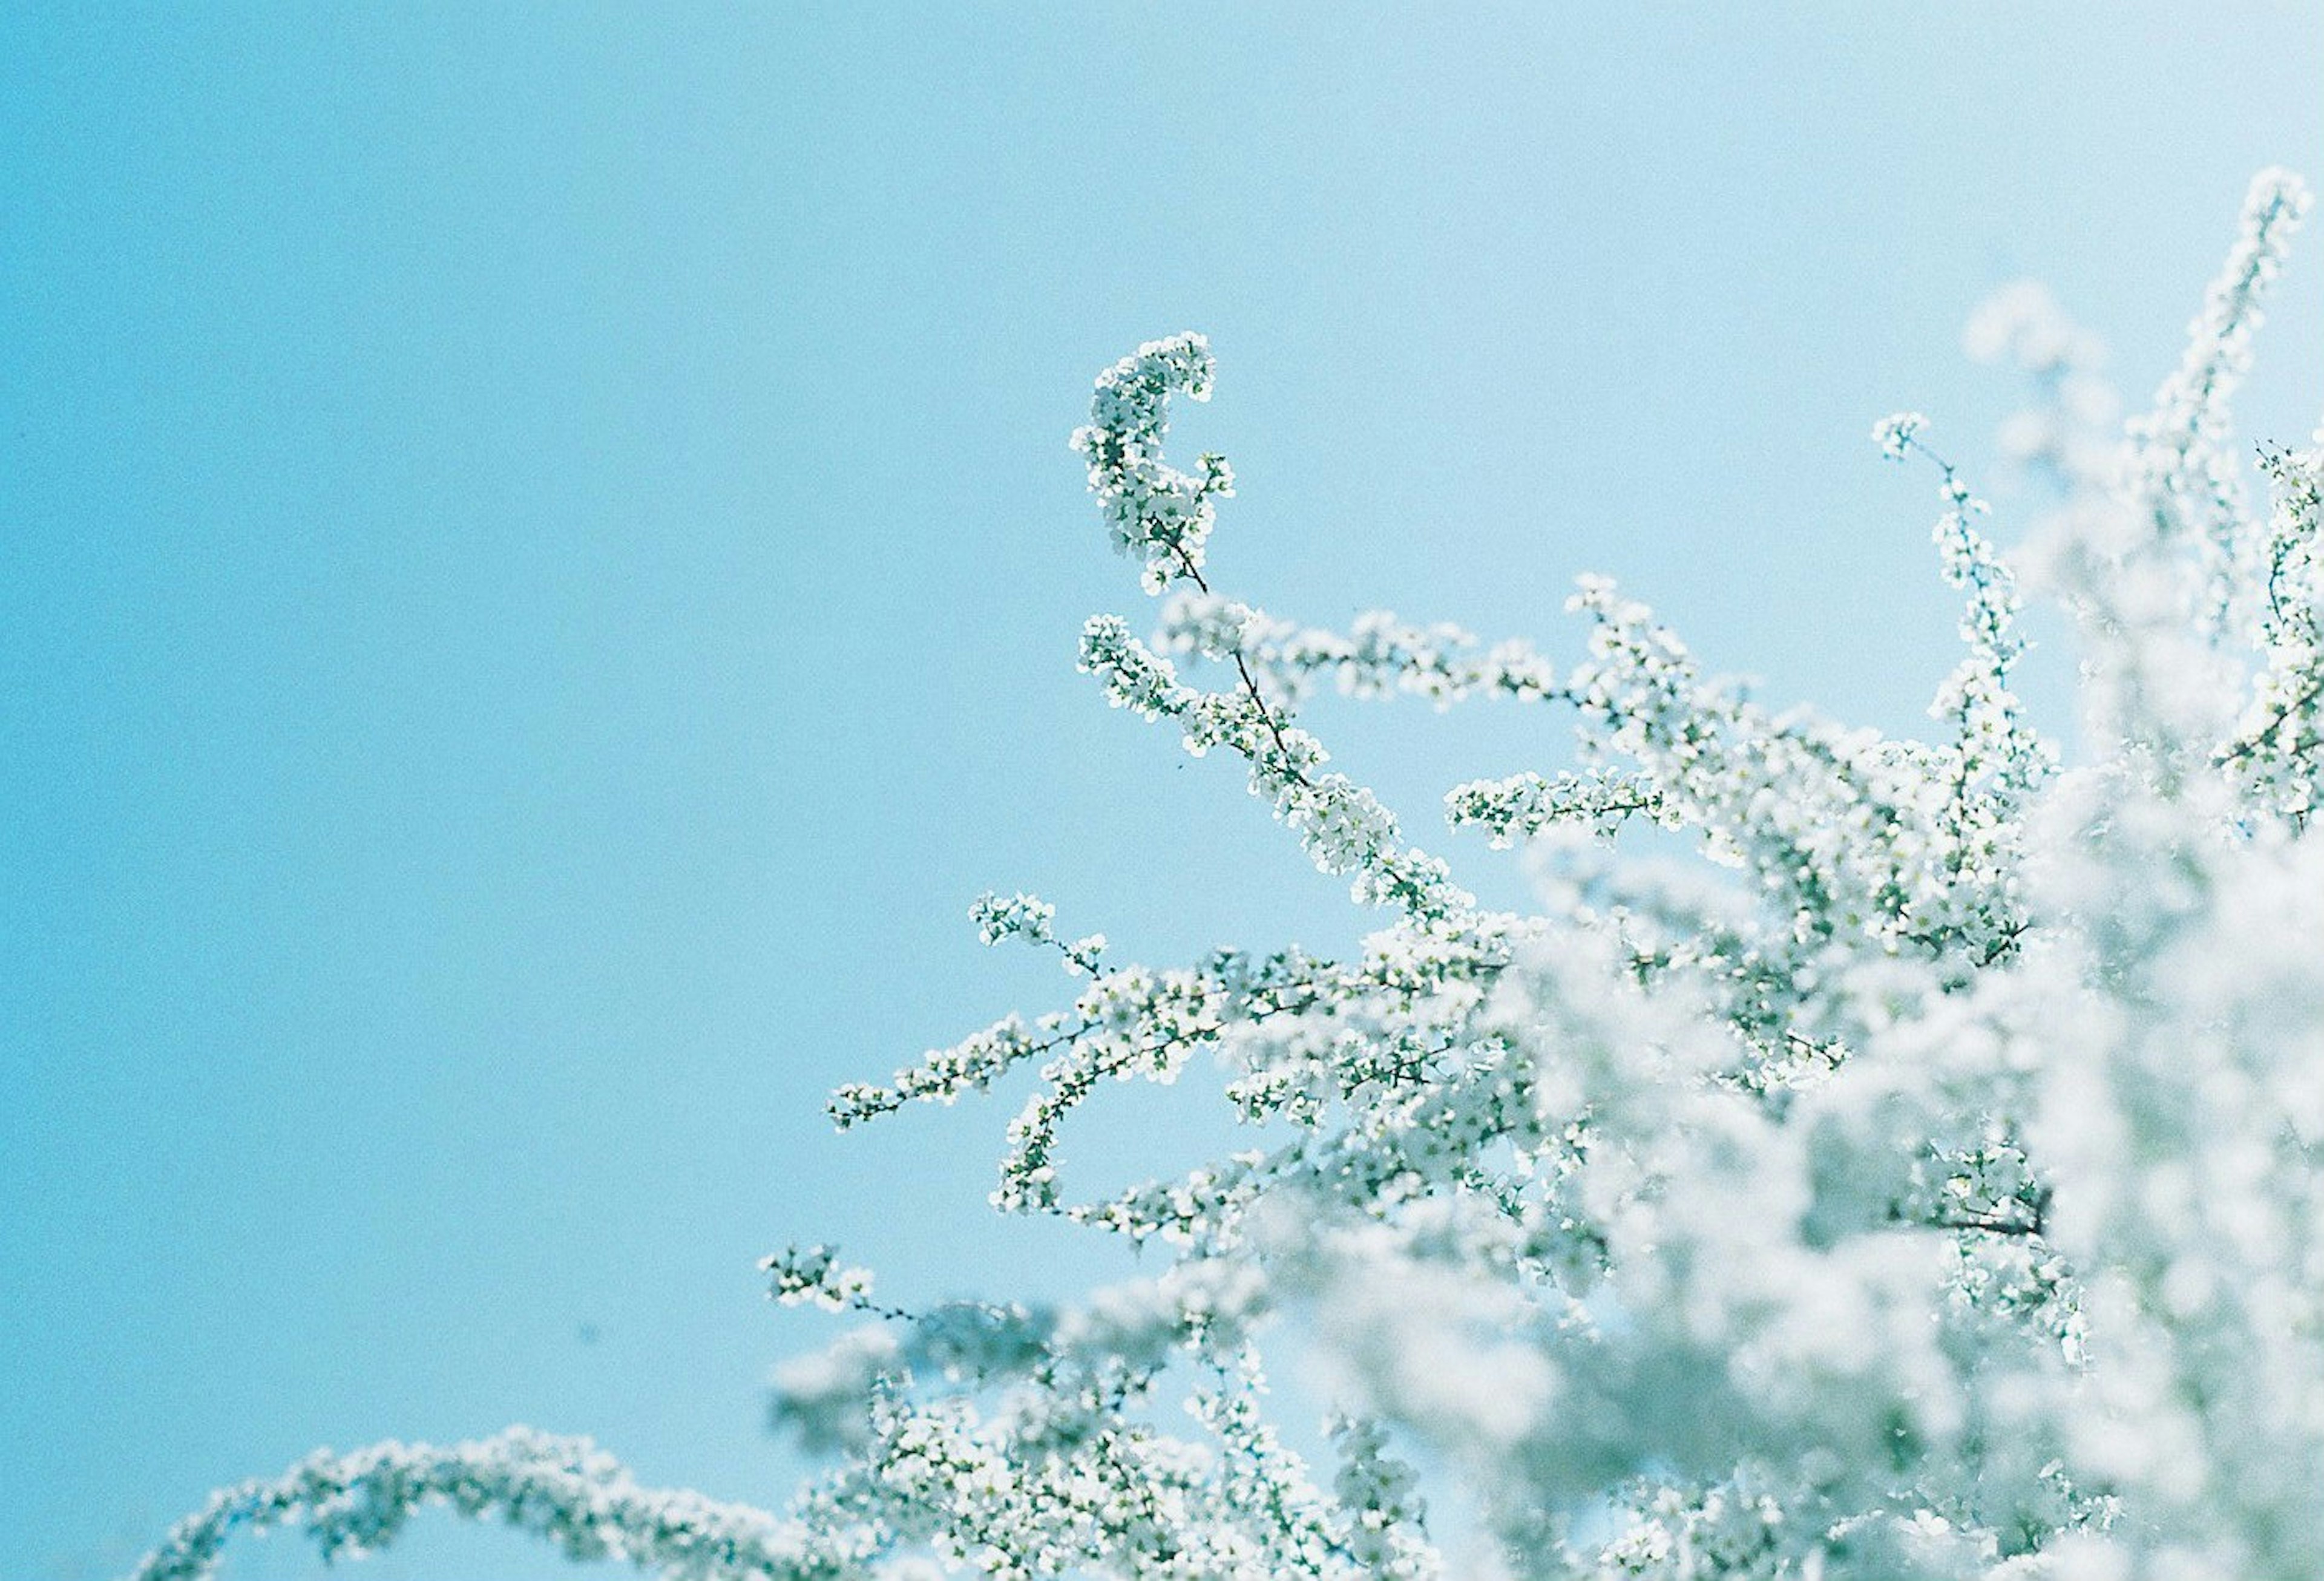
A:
134,170,2322,1581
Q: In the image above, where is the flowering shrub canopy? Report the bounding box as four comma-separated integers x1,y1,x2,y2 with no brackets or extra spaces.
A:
135,170,2323,1581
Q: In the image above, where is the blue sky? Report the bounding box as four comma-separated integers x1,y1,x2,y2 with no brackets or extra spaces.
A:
3,7,2318,1577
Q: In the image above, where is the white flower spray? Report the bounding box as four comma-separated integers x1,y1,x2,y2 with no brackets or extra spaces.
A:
136,171,2319,1581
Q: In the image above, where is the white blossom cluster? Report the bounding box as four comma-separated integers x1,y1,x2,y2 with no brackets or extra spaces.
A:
137,171,2324,1581
129,1429,856,1581
970,891,1108,977
1155,594,1563,709
1443,769,1672,846
1071,334,1236,594
765,1245,883,1315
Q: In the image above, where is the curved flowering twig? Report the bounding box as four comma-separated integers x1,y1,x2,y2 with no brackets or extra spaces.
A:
130,1428,854,1581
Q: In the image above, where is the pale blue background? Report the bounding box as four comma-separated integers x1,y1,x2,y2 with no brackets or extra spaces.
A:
4,7,2319,1577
